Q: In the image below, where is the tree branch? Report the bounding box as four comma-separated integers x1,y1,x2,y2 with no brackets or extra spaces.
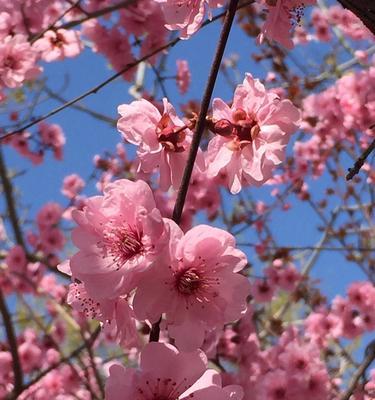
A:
346,134,375,181
0,146,25,248
341,340,375,400
0,289,23,397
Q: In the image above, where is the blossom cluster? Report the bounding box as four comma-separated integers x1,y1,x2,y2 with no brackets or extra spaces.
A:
118,73,300,194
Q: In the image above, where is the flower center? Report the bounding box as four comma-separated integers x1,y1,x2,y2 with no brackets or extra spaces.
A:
231,108,260,143
4,56,15,69
51,32,65,47
176,268,201,295
209,108,260,149
156,114,186,152
102,223,143,270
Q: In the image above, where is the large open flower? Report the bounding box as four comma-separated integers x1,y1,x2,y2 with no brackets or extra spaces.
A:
133,223,250,350
206,73,300,194
69,179,169,299
105,342,243,399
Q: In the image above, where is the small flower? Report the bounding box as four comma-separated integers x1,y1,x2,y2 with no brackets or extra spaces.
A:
117,98,204,191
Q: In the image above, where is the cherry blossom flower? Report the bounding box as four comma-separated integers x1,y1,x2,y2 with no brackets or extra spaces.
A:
68,179,169,300
105,342,244,399
33,29,83,62
38,122,66,160
155,0,225,39
5,245,27,273
61,173,85,199
258,0,316,49
117,98,204,191
68,282,140,347
206,73,300,194
0,34,41,89
36,202,63,229
134,223,250,350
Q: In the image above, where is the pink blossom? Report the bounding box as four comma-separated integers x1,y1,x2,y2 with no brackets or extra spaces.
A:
83,23,136,81
176,59,191,94
40,227,66,253
33,29,83,62
68,179,169,300
61,173,85,199
206,73,300,194
0,12,12,40
134,224,250,350
258,0,316,49
38,122,66,160
19,340,42,374
0,34,41,89
105,342,243,399
155,0,225,39
250,278,275,302
68,282,139,347
36,202,63,229
256,369,290,399
5,245,27,273
117,98,204,191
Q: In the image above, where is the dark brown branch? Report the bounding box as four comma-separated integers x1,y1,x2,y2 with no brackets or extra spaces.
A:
0,1,252,142
0,146,25,247
172,0,241,224
346,128,375,180
0,289,23,397
341,340,375,400
44,86,117,126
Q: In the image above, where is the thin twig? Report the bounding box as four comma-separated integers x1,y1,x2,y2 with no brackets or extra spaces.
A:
0,146,25,247
341,340,375,400
346,133,375,181
44,86,117,126
0,289,23,397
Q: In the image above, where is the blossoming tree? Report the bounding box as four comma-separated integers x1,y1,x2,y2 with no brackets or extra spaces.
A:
0,0,374,399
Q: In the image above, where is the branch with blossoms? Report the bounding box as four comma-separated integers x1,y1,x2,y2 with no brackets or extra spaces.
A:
0,0,375,399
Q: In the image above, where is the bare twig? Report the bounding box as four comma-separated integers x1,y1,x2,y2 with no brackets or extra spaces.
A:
341,340,375,400
346,132,375,181
0,289,23,397
0,146,25,247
